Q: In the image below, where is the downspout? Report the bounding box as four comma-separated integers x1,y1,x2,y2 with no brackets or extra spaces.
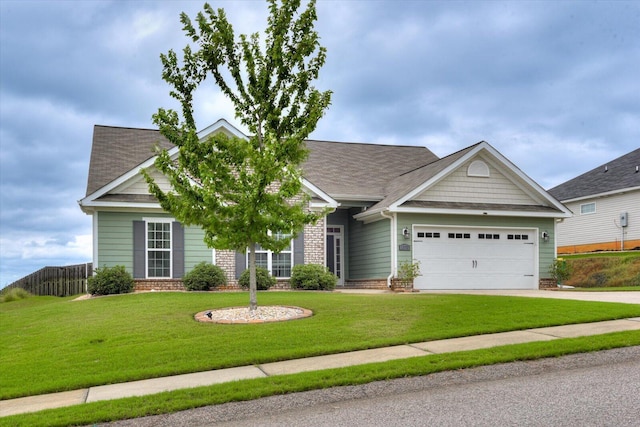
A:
380,210,396,288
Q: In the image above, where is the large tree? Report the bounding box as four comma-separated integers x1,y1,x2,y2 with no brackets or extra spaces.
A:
144,0,332,311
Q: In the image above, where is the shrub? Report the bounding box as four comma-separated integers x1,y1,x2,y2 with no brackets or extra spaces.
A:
88,265,135,295
0,288,32,303
239,267,276,290
549,258,572,285
290,264,337,291
397,260,421,281
183,262,227,291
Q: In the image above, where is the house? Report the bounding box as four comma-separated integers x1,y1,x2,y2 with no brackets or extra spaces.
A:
548,148,640,254
79,119,571,290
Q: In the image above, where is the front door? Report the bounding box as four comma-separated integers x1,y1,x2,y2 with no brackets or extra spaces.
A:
326,226,344,286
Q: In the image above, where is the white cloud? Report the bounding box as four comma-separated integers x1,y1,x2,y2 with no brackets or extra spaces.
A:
103,9,171,55
0,233,92,261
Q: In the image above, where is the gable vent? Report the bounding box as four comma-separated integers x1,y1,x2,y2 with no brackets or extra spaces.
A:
467,160,490,177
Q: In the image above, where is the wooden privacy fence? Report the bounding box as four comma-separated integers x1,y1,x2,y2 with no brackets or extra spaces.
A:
5,263,93,296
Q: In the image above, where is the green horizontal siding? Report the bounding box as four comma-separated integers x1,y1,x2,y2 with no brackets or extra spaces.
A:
96,212,143,271
397,213,556,279
348,211,391,279
184,226,213,273
96,211,211,276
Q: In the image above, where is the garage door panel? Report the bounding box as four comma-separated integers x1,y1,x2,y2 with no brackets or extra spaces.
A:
413,226,536,290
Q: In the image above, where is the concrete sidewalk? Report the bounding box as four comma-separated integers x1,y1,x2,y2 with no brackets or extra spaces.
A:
2,317,640,418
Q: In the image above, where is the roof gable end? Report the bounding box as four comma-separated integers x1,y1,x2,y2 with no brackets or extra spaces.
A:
356,141,571,220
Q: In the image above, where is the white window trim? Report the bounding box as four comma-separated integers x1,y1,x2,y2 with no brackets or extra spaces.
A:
580,202,596,215
144,217,174,279
247,234,294,278
467,159,490,177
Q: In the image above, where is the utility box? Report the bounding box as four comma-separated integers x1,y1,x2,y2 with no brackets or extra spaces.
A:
620,212,628,227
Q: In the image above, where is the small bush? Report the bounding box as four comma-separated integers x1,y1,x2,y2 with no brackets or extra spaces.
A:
88,265,134,295
549,258,572,285
290,264,337,291
239,267,276,290
0,288,32,303
183,262,227,291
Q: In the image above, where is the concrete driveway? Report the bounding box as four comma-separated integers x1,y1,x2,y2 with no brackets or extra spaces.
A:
421,289,640,304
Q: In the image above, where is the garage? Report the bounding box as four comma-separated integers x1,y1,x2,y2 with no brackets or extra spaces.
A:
412,226,537,290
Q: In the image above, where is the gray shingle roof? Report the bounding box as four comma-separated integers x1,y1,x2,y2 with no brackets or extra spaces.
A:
86,125,173,196
548,148,640,201
369,143,479,211
302,140,439,200
86,125,440,201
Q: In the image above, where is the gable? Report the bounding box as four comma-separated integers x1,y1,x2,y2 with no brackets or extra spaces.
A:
111,167,173,195
412,155,540,206
356,141,571,222
80,120,339,213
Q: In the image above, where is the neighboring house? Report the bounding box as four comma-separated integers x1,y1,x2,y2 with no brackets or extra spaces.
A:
548,148,640,254
79,119,571,290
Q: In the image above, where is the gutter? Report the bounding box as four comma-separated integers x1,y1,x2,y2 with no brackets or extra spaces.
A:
380,210,396,288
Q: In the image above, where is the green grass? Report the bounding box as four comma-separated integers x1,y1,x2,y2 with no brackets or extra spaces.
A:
2,291,640,402
0,288,32,303
3,330,639,427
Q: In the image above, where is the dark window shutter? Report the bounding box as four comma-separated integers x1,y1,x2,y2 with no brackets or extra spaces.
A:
133,221,145,278
293,231,304,266
235,250,246,279
172,222,185,278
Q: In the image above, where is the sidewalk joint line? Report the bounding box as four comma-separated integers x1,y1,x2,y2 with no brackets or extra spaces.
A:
255,364,271,377
407,343,434,354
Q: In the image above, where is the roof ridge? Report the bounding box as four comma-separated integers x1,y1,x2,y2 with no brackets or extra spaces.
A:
398,142,483,177
305,139,435,150
94,124,160,132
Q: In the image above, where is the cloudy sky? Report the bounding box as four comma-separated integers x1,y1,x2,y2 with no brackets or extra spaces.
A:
1,0,638,286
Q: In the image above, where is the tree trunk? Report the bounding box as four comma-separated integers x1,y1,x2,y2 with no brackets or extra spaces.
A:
248,242,257,311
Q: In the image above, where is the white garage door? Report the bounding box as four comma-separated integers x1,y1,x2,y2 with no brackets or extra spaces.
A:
413,226,537,290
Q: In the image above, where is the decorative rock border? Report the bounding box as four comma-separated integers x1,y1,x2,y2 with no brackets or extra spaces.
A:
194,305,313,324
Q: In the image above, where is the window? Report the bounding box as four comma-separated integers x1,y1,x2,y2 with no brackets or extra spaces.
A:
147,221,171,278
448,233,470,239
467,160,490,177
479,233,500,240
417,232,440,238
580,202,596,215
252,232,293,278
508,234,529,240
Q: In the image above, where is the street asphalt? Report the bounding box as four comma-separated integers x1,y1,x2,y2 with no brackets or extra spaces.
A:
114,346,640,427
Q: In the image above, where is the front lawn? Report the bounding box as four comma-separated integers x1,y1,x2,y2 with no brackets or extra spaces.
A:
2,291,639,401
